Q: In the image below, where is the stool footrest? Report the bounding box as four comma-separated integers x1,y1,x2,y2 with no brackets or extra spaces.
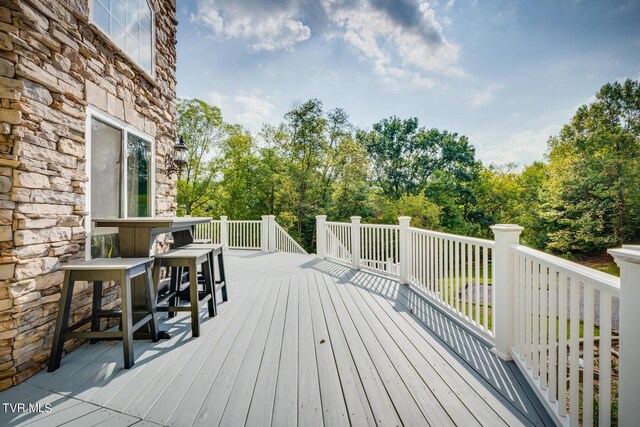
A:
66,316,92,332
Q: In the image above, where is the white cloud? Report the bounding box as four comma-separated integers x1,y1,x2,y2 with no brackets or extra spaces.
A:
235,93,276,124
327,0,462,86
207,90,275,129
193,0,311,51
193,0,462,88
476,124,561,165
470,83,504,107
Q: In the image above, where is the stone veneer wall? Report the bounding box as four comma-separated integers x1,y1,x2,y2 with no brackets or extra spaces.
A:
0,0,177,390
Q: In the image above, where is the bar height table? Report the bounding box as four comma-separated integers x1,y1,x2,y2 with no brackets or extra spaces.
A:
92,217,212,339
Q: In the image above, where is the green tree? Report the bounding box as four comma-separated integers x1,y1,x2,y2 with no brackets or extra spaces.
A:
176,98,225,215
361,116,478,200
543,79,640,254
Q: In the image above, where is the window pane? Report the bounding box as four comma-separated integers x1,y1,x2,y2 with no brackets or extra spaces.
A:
140,49,152,71
94,1,110,33
111,0,126,27
92,0,153,73
126,133,151,217
91,119,122,219
111,19,126,47
90,118,122,258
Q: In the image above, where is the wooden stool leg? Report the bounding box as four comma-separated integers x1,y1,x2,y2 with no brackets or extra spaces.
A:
144,265,159,342
90,280,103,344
48,271,74,372
218,252,228,301
120,272,135,368
169,267,182,317
202,255,216,317
188,260,200,337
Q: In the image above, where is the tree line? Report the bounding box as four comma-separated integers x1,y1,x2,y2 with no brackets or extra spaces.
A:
177,79,640,259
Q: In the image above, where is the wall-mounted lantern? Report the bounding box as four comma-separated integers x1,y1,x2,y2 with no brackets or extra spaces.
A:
166,136,188,176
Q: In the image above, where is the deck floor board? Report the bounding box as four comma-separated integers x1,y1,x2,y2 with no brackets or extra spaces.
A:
1,251,552,426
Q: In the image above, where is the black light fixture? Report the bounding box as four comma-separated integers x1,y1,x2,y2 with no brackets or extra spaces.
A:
166,136,188,176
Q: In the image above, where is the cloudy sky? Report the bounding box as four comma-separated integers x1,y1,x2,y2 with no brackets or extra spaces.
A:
176,0,640,165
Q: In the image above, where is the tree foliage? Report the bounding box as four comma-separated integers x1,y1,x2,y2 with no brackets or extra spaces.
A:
175,79,640,256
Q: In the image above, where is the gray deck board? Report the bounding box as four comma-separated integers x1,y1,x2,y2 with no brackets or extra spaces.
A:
0,251,552,426
271,275,300,427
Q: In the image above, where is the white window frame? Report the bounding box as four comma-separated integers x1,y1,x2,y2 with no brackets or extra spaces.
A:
86,106,156,258
88,0,156,78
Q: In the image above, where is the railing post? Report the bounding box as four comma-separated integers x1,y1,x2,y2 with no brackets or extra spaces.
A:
608,245,640,427
220,215,228,250
316,215,327,259
268,215,277,252
261,215,269,252
490,224,523,361
350,216,361,269
398,216,411,285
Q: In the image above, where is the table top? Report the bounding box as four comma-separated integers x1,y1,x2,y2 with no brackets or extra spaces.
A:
92,217,212,228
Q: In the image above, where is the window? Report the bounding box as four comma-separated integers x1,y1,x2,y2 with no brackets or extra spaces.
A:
88,112,154,258
92,0,154,73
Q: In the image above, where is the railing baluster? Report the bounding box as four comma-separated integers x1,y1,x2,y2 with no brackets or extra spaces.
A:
525,257,532,368
483,246,489,331
475,244,480,325
599,293,612,427
548,268,558,402
583,286,595,427
540,264,548,390
533,261,540,379
569,279,580,425
558,271,568,417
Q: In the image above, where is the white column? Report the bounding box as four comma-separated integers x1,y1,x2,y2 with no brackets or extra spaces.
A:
490,224,523,361
220,215,228,251
261,215,269,252
608,245,640,427
350,216,361,269
316,215,327,259
268,215,277,252
398,216,411,285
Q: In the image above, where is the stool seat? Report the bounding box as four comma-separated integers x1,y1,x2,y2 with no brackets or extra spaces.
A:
61,258,153,270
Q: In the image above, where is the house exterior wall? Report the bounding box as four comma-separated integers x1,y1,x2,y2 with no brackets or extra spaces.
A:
0,0,177,390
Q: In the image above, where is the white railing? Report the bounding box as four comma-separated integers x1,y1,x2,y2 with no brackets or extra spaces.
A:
325,221,352,265
511,245,620,427
193,215,307,255
360,223,400,276
316,216,638,426
228,220,262,249
194,220,221,243
408,227,494,336
275,223,308,255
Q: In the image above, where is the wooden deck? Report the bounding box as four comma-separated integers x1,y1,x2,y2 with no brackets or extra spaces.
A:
0,251,553,426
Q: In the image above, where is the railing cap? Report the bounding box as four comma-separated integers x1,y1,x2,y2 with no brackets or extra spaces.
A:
316,215,327,219
609,246,640,266
350,216,361,222
398,216,411,222
490,224,524,233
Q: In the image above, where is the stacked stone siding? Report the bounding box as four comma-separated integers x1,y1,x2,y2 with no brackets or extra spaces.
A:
0,0,177,390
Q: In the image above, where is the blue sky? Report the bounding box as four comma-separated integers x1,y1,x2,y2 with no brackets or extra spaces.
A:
176,0,640,165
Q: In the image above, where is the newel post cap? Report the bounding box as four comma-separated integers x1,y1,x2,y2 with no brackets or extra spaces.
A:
398,216,411,224
609,245,640,267
490,224,524,233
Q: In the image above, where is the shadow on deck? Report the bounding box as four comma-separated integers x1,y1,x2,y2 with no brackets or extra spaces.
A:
0,251,553,426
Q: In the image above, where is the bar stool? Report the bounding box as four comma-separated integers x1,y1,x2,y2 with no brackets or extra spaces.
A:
48,258,158,371
152,248,215,337
183,243,228,303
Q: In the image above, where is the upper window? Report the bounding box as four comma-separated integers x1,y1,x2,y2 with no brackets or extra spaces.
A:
92,0,154,73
